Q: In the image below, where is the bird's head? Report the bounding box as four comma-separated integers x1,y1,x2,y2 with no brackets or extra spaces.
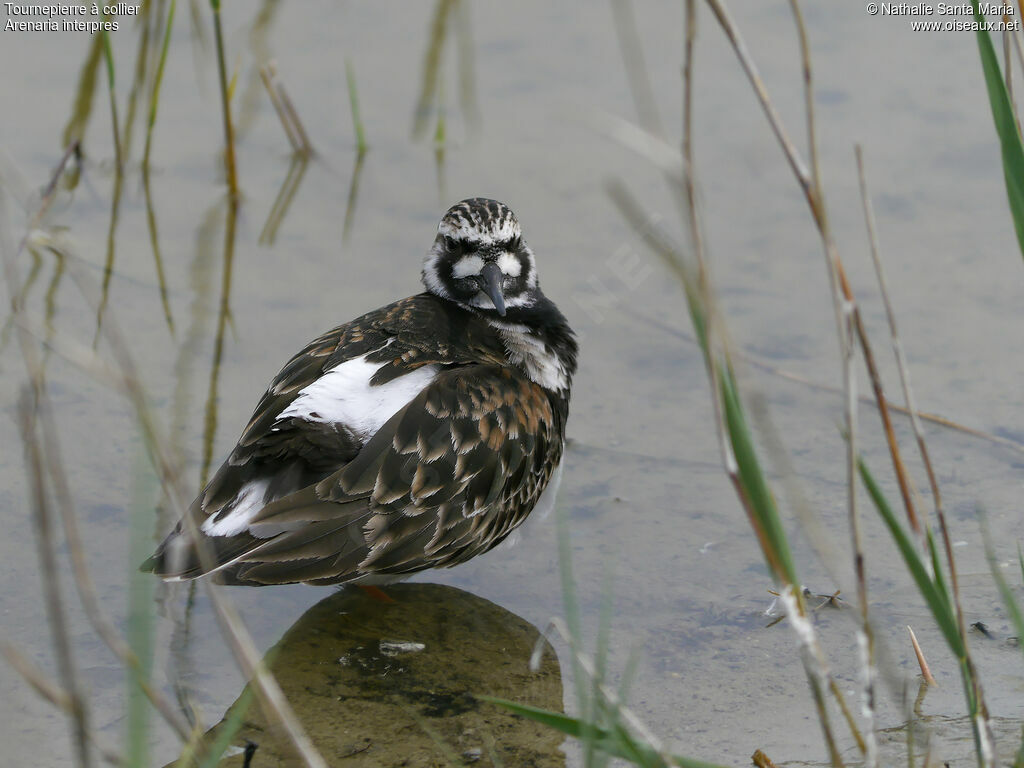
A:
422,198,540,318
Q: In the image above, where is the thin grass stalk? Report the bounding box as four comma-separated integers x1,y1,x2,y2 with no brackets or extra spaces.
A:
858,458,992,767
345,58,368,154
608,180,862,765
1,151,88,768
680,0,731,487
18,389,93,768
971,0,1024,261
605,182,786,582
63,247,328,768
120,0,153,162
259,64,301,152
209,0,238,197
125,455,157,767
786,35,884,746
0,144,193,743
33,364,192,741
854,146,993,767
855,146,941,531
536,617,690,767
143,0,176,170
62,36,104,150
7,153,323,767
142,166,176,334
703,0,920,534
101,28,123,174
342,147,366,244
413,0,454,139
555,505,599,762
259,153,309,245
592,567,616,768
611,0,664,136
0,643,124,766
94,165,124,344
200,198,237,485
269,62,313,154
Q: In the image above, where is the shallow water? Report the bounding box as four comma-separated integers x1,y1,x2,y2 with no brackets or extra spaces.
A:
1,1,1023,766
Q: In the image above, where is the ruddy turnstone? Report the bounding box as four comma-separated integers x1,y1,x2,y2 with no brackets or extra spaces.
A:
144,198,577,585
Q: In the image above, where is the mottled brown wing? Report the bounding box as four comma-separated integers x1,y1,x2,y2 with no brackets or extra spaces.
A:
201,294,508,519
229,364,563,585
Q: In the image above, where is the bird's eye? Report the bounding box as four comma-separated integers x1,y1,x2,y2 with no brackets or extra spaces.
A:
443,236,458,252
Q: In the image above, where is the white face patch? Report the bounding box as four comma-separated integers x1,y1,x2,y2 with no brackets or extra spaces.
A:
278,353,440,440
452,255,485,278
496,252,521,277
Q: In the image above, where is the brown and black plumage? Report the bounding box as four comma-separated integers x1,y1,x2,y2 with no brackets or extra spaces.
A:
144,198,577,586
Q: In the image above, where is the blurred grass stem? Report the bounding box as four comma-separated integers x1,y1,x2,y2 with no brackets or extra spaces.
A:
210,0,239,197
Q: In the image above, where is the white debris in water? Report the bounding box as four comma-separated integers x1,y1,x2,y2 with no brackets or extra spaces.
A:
379,640,426,656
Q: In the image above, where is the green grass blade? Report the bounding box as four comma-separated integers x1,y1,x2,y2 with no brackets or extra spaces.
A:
719,366,799,587
481,697,729,768
925,526,950,606
345,58,367,154
143,0,176,169
858,457,963,657
555,502,597,756
969,0,1024,261
100,26,123,173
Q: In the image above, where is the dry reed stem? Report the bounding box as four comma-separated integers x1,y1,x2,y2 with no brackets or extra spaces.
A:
786,1,877,761
269,65,313,154
0,642,124,766
702,0,920,535
31,359,193,741
259,63,300,152
1,146,192,743
18,389,92,768
855,146,941,529
259,61,313,155
4,145,325,768
676,0,742,526
611,0,664,136
63,218,325,767
855,147,992,760
684,9,861,759
605,183,786,582
210,3,238,197
907,626,937,686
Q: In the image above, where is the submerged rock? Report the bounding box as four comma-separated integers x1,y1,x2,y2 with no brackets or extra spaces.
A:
172,583,565,767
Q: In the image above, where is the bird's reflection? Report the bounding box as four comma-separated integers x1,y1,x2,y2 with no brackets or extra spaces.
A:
170,583,565,767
